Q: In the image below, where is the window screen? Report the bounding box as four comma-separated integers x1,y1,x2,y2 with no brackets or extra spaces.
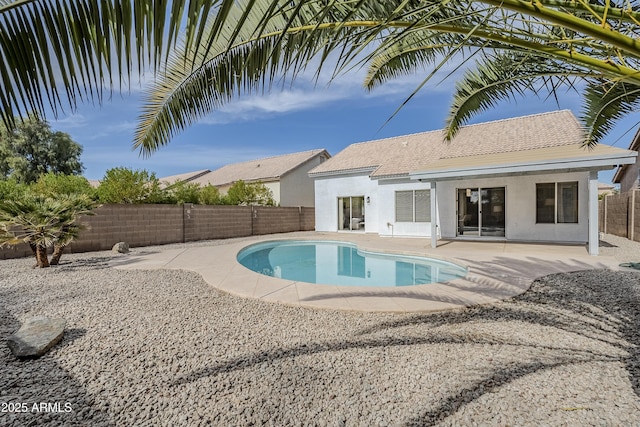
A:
395,190,431,222
395,191,414,222
557,182,578,223
536,182,578,224
536,183,555,223
414,190,431,222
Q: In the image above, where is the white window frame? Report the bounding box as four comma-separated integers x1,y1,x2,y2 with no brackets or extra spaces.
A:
536,182,578,224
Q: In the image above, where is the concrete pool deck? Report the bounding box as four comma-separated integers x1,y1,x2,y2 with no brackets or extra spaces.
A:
110,232,622,313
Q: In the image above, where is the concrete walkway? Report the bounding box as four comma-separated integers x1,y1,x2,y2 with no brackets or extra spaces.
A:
111,232,621,313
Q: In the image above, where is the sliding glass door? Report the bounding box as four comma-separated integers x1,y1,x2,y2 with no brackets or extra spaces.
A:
457,187,505,237
338,196,365,231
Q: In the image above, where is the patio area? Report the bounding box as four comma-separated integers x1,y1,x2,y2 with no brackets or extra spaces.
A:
110,232,621,312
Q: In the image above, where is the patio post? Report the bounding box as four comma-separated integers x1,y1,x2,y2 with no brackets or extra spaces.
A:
588,170,599,255
431,181,437,248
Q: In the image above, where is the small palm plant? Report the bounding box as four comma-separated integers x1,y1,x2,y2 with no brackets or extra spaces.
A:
0,193,98,268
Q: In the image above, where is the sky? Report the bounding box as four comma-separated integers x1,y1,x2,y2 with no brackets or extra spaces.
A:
48,62,640,185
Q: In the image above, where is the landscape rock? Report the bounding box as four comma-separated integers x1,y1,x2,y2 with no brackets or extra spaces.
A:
112,242,129,253
7,316,66,358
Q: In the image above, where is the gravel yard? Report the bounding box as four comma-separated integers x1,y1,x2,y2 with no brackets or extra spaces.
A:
1,234,640,426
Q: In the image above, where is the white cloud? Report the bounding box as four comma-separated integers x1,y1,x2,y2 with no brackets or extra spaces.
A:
197,63,453,125
51,114,88,129
199,88,347,124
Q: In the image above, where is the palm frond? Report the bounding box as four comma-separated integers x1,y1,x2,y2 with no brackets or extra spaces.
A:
134,0,383,154
582,80,640,148
0,0,218,127
445,52,596,140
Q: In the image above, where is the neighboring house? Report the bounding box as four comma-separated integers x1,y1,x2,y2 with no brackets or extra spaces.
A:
309,110,637,255
159,169,212,188
598,182,616,197
613,127,640,192
185,149,330,207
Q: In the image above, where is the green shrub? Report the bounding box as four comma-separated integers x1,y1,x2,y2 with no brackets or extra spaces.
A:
0,178,27,201
165,180,202,205
198,184,223,205
224,180,275,206
31,172,95,198
96,167,167,204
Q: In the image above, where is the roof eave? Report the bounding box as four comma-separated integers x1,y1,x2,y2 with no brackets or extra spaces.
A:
279,149,331,178
410,153,638,181
309,166,379,178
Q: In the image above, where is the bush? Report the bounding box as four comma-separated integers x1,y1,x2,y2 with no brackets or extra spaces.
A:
96,167,167,204
165,180,201,205
0,178,27,201
198,184,223,205
31,172,95,198
224,180,275,206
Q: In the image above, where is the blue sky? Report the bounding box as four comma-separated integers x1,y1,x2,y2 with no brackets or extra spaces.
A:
49,65,639,185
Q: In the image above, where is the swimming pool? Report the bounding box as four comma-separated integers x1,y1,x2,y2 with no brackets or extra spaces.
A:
237,240,467,287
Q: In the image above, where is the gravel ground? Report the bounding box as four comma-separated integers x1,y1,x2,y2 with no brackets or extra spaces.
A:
1,234,640,426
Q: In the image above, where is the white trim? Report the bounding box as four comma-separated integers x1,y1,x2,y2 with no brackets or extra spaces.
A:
588,171,599,255
410,153,637,181
431,182,438,248
309,166,378,178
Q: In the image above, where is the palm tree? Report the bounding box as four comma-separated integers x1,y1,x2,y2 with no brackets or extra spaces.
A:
0,0,218,128
48,194,98,265
132,0,640,153
3,1,640,152
0,193,97,267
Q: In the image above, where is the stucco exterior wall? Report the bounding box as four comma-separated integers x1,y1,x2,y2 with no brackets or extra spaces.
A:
619,155,640,193
262,181,281,205
315,170,592,243
437,171,591,243
314,173,379,233
280,154,327,207
376,179,433,237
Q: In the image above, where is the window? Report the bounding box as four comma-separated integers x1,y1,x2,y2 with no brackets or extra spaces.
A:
536,182,578,224
395,190,431,222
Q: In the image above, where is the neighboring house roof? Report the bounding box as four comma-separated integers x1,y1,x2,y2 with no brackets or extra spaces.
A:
598,182,615,190
87,179,101,188
309,110,591,179
598,182,616,195
191,149,329,187
158,169,212,187
613,127,640,183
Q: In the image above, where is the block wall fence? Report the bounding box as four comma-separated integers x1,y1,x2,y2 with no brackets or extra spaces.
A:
599,190,640,242
0,204,315,260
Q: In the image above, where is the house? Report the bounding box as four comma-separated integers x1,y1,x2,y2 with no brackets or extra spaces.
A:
186,149,330,207
309,110,637,255
613,127,640,192
598,182,616,197
159,169,212,188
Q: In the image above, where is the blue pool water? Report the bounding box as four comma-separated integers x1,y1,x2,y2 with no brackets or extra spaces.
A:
237,240,467,287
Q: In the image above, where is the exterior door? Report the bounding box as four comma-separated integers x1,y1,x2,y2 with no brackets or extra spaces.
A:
457,187,505,237
338,196,365,231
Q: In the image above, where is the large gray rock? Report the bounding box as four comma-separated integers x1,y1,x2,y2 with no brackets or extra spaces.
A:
7,316,66,358
112,242,129,253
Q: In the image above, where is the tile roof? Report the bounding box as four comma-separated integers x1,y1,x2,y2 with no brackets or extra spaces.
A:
191,149,329,187
309,110,585,178
158,169,212,187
